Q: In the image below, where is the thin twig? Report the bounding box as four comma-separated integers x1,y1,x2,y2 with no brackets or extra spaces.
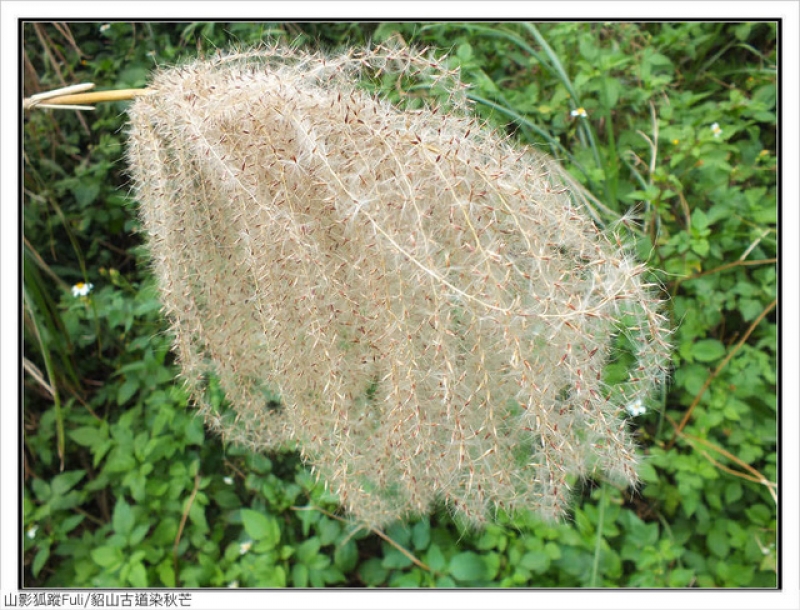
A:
670,297,776,443
23,357,55,399
676,258,777,286
697,448,774,491
369,525,431,572
665,413,777,503
291,505,431,572
70,505,107,527
173,470,202,587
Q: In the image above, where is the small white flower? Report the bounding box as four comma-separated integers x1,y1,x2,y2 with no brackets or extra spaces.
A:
27,526,38,539
710,122,722,138
228,580,239,588
625,399,646,417
239,540,252,555
99,24,111,33
71,282,94,297
571,107,588,118
223,476,234,485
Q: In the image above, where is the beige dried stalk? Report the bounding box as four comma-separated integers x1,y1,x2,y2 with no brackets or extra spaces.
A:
126,44,670,528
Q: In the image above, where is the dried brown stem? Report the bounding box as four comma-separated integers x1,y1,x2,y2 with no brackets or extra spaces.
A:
671,297,776,442
173,471,202,587
23,86,152,111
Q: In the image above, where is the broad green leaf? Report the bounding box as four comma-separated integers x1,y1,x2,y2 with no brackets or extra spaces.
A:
676,364,708,396
303,551,330,571
385,521,412,546
92,440,113,468
188,501,208,532
31,478,50,502
69,426,106,448
50,470,85,496
705,489,722,510
692,339,726,363
412,519,431,551
129,523,151,546
520,551,550,573
291,563,309,587
390,571,422,587
296,537,322,564
600,76,621,109
691,238,710,256
112,498,135,537
91,545,123,569
71,182,100,207
318,565,345,586
334,539,359,572
118,65,150,88
358,557,388,587
668,568,695,587
449,551,488,582
382,546,413,569
691,208,710,231
707,527,730,558
425,543,446,572
116,378,139,406
213,489,241,509
241,509,279,546
744,504,771,526
61,514,85,535
724,481,743,504
127,561,148,587
318,518,341,546
185,416,205,445
32,546,50,577
264,566,287,587
544,542,561,560
638,461,659,483
739,298,765,322
151,518,178,545
436,575,457,587
158,560,175,587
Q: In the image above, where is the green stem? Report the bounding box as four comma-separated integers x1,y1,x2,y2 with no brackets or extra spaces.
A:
24,285,65,470
589,484,606,587
599,79,619,206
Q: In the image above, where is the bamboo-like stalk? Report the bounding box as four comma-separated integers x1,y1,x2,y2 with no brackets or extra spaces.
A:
23,83,152,111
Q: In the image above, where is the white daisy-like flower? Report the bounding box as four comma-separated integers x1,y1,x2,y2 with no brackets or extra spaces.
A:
228,580,239,588
625,398,646,417
99,24,111,33
239,540,252,555
27,526,38,539
223,476,234,485
571,107,588,118
71,282,94,297
710,122,723,138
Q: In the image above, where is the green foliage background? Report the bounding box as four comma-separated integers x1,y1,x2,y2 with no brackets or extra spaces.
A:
22,22,778,588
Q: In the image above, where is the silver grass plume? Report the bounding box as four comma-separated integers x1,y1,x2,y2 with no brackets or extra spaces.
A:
126,44,670,528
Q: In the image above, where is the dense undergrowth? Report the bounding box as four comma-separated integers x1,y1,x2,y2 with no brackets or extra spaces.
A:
23,21,777,588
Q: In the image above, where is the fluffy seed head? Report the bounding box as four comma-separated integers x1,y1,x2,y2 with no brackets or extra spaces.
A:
126,44,670,528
